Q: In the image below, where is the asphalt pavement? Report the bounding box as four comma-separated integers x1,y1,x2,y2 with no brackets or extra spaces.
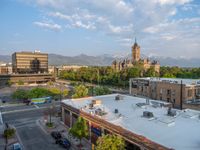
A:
2,104,67,150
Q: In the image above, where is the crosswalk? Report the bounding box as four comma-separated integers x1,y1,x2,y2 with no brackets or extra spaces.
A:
5,118,38,128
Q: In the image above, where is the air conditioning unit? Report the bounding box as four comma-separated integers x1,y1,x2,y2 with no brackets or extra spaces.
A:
89,103,94,109
167,107,176,117
115,95,123,100
143,111,154,118
114,109,118,113
92,99,102,105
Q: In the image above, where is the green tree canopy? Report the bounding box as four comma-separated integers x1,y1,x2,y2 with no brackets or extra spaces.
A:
144,67,157,77
28,87,51,99
17,80,24,85
69,117,88,146
62,89,69,97
12,89,29,100
93,86,111,96
96,134,125,150
127,67,141,78
72,84,88,98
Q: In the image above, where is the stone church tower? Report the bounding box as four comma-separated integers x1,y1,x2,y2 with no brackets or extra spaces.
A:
132,38,140,63
111,38,160,73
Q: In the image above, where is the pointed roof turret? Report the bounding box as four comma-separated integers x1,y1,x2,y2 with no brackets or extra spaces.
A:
132,37,139,49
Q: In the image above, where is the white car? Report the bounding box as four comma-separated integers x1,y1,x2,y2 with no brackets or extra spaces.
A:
13,143,22,150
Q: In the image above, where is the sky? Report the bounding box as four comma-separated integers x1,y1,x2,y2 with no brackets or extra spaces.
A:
0,0,200,58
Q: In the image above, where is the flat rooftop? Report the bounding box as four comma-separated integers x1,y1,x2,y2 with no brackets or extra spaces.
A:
132,77,200,86
62,94,200,150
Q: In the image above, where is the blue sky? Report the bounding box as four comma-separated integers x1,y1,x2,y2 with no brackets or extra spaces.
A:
0,0,200,58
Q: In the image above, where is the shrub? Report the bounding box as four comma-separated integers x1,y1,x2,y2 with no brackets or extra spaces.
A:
17,80,24,85
4,128,16,139
46,122,54,128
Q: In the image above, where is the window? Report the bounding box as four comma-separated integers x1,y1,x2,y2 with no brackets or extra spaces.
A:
160,88,162,94
188,89,192,97
167,89,171,95
167,98,170,102
173,99,175,103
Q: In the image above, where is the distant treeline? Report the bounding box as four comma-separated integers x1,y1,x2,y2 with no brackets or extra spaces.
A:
59,66,200,88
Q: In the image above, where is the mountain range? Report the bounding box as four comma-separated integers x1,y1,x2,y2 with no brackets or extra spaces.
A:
0,54,199,67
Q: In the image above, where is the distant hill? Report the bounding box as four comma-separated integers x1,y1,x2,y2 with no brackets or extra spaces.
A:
48,54,113,66
0,55,11,63
0,54,199,67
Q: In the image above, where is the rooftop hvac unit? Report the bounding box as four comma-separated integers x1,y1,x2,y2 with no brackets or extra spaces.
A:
92,99,102,105
95,108,107,116
115,95,123,100
146,98,150,105
89,103,94,109
143,111,154,118
114,109,118,113
167,107,177,117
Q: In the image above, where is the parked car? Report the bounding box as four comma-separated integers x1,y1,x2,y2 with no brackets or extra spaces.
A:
13,142,22,150
51,131,62,140
56,138,71,149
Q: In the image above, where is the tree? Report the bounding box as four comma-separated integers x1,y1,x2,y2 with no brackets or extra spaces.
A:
44,104,57,127
96,134,125,150
69,117,88,147
6,80,13,86
17,80,24,85
62,89,69,98
49,87,61,99
28,87,50,99
144,67,157,77
72,85,88,98
4,128,16,138
12,89,28,101
127,67,141,78
162,73,176,78
93,86,111,96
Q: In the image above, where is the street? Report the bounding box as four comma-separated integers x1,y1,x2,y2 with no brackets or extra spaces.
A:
2,104,67,150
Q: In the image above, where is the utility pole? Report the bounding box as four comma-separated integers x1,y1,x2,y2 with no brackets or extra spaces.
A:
180,80,183,110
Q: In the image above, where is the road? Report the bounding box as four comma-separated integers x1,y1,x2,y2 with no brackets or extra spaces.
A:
2,104,65,150
1,101,61,114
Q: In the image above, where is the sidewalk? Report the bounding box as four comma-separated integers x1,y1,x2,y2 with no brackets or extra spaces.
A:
0,125,24,150
37,117,91,150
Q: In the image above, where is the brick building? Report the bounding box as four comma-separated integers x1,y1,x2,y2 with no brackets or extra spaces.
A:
129,78,200,109
61,94,200,150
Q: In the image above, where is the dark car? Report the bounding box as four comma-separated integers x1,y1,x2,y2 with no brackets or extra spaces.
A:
56,138,71,149
51,131,62,140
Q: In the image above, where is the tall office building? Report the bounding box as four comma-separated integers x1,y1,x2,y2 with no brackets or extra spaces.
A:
12,51,48,74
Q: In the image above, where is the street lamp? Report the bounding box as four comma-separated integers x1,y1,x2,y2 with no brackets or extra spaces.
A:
59,83,63,118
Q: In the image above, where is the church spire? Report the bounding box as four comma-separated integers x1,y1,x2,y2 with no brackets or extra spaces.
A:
135,37,137,44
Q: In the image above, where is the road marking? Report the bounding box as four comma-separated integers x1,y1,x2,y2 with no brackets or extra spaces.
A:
0,111,3,124
34,105,39,109
36,120,48,135
15,129,26,150
2,105,60,115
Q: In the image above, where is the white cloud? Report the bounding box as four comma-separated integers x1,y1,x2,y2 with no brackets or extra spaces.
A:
143,26,159,34
161,34,176,40
20,0,200,58
34,21,62,31
48,12,72,21
72,21,96,30
153,0,192,5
